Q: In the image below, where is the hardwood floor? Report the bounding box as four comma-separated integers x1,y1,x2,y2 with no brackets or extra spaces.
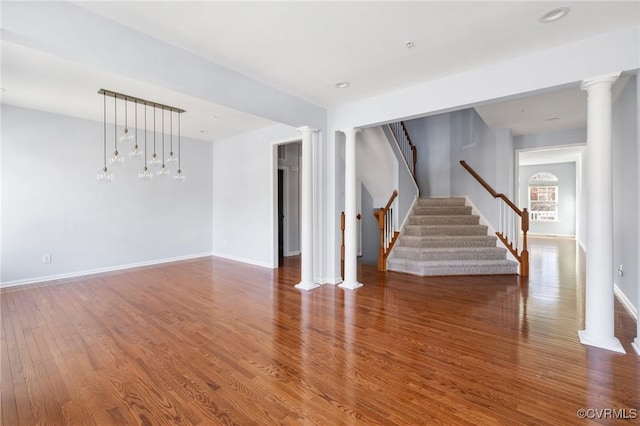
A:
1,237,638,425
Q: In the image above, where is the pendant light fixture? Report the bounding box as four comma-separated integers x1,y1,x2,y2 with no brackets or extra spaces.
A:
119,97,134,143
97,91,113,182
174,112,185,181
158,108,170,177
108,96,125,167
97,89,186,182
129,99,143,158
139,102,153,180
148,106,161,168
167,109,177,164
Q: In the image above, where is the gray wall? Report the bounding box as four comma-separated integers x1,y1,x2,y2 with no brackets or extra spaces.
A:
519,162,576,236
612,75,638,312
450,109,506,230
359,184,378,266
1,105,214,284
404,114,451,196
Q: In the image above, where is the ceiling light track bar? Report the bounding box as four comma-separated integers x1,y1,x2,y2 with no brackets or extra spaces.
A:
98,89,186,113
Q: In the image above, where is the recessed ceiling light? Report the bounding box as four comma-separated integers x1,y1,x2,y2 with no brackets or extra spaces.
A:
539,6,570,23
200,129,210,134
335,81,350,89
405,41,415,49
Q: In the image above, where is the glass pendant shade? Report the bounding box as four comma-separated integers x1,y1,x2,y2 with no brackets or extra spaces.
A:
158,164,170,177
97,167,113,182
129,144,143,158
148,153,161,168
139,166,153,180
166,151,178,163
109,150,125,166
173,169,186,181
119,128,134,143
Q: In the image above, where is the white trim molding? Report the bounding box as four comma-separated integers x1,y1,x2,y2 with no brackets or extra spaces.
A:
0,252,214,288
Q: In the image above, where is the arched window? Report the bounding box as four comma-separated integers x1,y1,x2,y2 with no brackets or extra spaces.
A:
528,172,559,221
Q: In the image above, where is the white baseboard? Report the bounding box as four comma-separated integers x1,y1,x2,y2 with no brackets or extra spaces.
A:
324,276,343,285
210,252,274,269
285,250,301,256
614,283,638,320
0,252,214,289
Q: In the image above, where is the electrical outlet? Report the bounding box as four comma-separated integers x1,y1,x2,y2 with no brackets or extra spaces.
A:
42,254,51,264
617,264,623,277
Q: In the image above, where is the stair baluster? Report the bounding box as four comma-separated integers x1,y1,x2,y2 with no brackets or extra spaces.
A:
389,122,417,183
375,190,400,271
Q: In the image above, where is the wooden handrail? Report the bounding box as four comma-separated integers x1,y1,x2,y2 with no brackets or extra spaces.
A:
459,161,521,214
375,190,400,272
382,190,398,212
460,160,529,277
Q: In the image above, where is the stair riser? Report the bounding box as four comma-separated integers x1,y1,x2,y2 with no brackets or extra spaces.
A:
404,225,488,236
415,198,467,207
387,263,518,276
413,206,473,215
408,216,479,225
398,238,498,248
392,251,507,261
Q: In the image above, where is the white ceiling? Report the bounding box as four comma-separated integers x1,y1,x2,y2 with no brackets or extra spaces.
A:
2,1,639,140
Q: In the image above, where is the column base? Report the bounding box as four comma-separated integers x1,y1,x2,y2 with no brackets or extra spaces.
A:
632,338,640,355
339,281,363,290
578,330,626,354
295,281,321,291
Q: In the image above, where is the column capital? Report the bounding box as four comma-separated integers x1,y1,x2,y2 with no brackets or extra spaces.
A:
297,126,318,134
340,127,361,135
581,72,621,91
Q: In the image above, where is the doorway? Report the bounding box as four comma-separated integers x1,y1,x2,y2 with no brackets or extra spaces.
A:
274,141,302,267
278,168,284,265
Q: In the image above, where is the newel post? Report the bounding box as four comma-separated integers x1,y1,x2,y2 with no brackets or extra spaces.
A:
520,208,529,277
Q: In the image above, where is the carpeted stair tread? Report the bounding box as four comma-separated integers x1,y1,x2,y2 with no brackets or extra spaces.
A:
404,224,488,236
392,246,507,261
398,235,499,248
408,215,480,225
416,197,467,206
387,258,519,276
413,206,473,215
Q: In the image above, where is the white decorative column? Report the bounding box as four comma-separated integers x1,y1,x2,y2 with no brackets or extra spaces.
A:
634,70,640,356
578,72,625,354
295,126,320,291
339,128,363,290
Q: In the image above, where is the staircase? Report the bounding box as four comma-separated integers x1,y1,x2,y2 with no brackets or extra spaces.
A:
387,197,519,276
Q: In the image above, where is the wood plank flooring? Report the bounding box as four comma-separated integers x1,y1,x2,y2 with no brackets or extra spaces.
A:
1,237,638,425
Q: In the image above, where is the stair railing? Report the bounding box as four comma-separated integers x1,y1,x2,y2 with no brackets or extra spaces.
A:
375,190,400,272
340,212,361,279
460,161,529,277
389,122,417,182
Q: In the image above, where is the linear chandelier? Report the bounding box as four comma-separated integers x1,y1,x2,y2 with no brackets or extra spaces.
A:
97,89,186,182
